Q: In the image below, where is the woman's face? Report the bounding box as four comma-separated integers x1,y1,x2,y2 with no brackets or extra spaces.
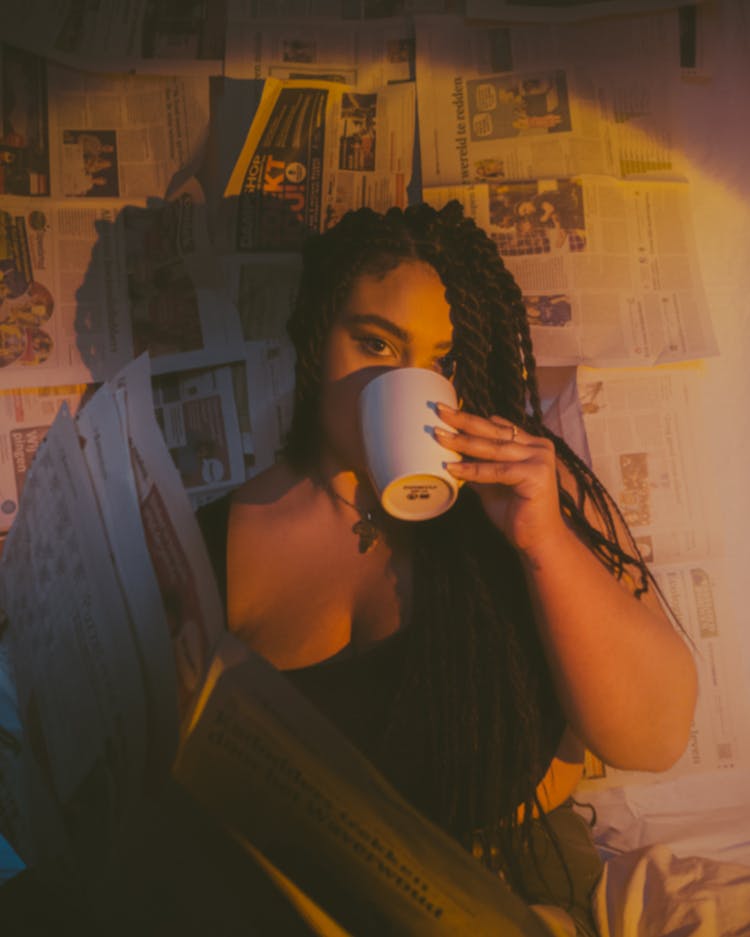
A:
317,260,454,473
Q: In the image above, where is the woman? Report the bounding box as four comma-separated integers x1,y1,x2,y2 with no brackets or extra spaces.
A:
199,202,697,935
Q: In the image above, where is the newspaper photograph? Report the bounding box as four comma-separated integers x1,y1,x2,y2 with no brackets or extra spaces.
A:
225,16,414,90
425,177,717,366
2,0,226,75
223,77,414,250
45,64,210,201
0,197,135,389
0,383,90,536
151,365,246,499
415,15,683,188
0,405,148,869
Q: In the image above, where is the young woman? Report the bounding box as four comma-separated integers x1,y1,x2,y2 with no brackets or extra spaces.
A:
199,201,697,935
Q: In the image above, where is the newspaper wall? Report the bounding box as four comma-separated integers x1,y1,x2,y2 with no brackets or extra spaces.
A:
575,366,749,789
425,178,717,366
464,0,705,22
415,14,684,188
225,16,414,90
2,2,226,75
223,77,415,250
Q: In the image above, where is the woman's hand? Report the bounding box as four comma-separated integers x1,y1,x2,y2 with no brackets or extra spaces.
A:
434,403,567,560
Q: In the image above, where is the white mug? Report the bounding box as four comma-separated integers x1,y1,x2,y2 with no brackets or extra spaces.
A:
358,367,462,521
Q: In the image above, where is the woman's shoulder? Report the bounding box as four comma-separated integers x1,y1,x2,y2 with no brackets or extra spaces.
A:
229,461,313,523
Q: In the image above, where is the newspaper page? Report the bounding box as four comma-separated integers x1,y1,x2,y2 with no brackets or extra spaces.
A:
1,1,225,75
0,405,148,870
225,16,414,90
112,354,225,716
151,366,246,500
76,383,179,780
220,253,301,341
240,339,296,476
121,178,245,375
226,0,466,19
0,384,90,536
465,0,706,22
174,633,551,937
415,14,684,188
425,177,718,366
0,634,30,881
45,64,210,201
222,77,415,250
0,197,135,388
574,365,749,789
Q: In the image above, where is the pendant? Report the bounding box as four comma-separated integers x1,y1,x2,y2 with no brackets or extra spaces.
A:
352,516,379,554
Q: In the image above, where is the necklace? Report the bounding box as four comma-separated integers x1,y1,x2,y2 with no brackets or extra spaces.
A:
326,486,381,554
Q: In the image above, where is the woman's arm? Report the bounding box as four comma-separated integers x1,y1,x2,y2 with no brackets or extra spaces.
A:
435,405,698,773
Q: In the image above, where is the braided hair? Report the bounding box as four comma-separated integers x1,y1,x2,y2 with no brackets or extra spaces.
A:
284,202,652,896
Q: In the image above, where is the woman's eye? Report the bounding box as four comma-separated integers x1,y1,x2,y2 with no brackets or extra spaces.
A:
358,336,392,357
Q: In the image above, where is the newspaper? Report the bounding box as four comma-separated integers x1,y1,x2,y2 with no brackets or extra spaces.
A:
45,64,210,201
0,384,90,536
151,365,246,499
174,633,551,937
121,178,245,375
0,197,134,388
225,16,414,90
1,2,225,75
0,44,210,201
226,0,466,19
111,354,226,714
76,382,179,780
574,366,749,790
415,14,684,188
425,177,718,366
220,253,302,340
0,405,149,870
240,339,296,476
222,77,415,250
465,0,706,22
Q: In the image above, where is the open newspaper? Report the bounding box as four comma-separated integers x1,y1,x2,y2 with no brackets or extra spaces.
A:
0,354,550,934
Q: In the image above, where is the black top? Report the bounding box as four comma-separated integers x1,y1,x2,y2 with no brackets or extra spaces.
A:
196,493,564,830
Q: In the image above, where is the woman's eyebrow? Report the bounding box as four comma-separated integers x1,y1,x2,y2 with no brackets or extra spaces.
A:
343,313,452,351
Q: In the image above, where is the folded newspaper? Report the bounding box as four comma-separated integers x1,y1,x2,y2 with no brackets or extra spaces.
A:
0,354,548,935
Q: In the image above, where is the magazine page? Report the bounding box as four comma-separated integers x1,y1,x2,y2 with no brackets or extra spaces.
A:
2,2,225,75
425,177,717,366
174,633,551,937
0,405,148,870
222,77,415,250
415,13,684,188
